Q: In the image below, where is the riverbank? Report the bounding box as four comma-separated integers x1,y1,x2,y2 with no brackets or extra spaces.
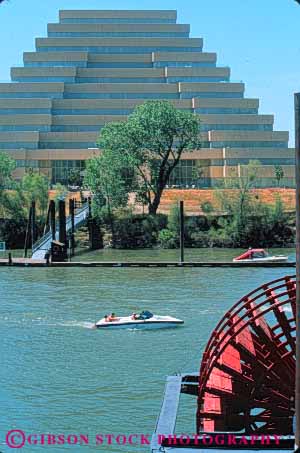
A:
156,188,296,215
1,187,296,250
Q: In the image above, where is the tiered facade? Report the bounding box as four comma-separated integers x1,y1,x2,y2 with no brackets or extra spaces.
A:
0,10,294,186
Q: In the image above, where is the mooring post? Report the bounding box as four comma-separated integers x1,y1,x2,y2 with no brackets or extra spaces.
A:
43,202,51,236
8,252,12,265
68,236,72,262
295,92,300,449
179,200,184,264
58,200,67,258
23,206,32,258
31,200,36,249
69,198,75,256
49,200,56,241
88,196,92,218
58,200,67,244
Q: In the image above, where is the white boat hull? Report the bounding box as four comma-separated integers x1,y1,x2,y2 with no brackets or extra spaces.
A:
95,315,184,330
233,256,288,263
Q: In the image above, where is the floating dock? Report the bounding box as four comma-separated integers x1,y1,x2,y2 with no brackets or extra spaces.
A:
0,258,296,268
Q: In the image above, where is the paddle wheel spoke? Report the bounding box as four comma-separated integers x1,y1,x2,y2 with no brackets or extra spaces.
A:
197,275,296,435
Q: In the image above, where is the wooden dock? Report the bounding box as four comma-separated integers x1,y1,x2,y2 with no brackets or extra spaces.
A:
0,258,296,268
151,373,294,452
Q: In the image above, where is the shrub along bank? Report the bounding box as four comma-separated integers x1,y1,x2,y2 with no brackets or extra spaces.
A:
96,201,294,250
0,206,294,251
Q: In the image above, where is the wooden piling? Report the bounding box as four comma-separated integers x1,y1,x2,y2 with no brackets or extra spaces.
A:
179,200,184,263
69,198,75,256
58,200,67,260
49,200,56,241
31,201,36,247
58,200,67,246
88,196,92,218
23,206,32,258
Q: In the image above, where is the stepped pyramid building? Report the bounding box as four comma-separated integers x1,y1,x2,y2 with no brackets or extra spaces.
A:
0,9,295,186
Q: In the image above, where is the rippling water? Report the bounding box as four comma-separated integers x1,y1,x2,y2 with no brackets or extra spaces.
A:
0,248,295,452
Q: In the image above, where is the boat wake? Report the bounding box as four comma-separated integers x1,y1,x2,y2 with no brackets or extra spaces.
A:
0,317,96,329
58,321,96,329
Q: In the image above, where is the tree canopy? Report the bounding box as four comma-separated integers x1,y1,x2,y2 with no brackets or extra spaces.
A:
21,171,49,217
85,148,134,216
274,164,284,186
0,152,50,221
85,100,200,215
0,152,25,220
0,151,15,190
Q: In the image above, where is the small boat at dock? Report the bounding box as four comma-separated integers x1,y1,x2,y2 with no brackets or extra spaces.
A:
95,311,184,329
233,248,288,263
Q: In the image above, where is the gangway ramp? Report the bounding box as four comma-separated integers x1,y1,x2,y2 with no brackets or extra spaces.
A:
31,203,89,260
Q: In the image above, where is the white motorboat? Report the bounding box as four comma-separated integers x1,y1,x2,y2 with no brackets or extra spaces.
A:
95,311,184,329
233,248,288,263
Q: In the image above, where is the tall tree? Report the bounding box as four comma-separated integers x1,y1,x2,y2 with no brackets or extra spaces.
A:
274,164,284,187
217,160,262,244
85,149,134,216
0,151,15,190
21,172,49,218
94,101,200,215
0,152,26,220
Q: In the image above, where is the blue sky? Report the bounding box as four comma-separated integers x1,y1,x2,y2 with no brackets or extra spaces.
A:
0,0,299,145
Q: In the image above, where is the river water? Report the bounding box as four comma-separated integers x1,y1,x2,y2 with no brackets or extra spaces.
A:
0,248,295,452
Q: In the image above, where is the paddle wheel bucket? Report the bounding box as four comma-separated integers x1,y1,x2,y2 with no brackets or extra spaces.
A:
197,275,296,435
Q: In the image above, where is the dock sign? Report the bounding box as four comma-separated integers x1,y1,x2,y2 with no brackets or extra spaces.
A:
0,242,6,252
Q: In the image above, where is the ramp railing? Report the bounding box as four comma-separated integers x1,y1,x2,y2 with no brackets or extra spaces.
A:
32,203,89,259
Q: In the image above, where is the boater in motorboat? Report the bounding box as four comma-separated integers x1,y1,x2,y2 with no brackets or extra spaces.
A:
95,310,184,329
233,248,288,263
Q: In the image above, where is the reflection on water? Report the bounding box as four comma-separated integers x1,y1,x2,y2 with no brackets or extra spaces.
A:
0,248,295,452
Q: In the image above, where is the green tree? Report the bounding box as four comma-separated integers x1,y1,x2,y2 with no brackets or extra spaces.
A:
85,150,135,238
158,228,178,249
85,150,133,216
235,160,261,235
201,201,214,214
168,203,181,235
95,101,200,215
68,168,82,187
21,172,49,218
68,167,85,201
53,183,68,202
216,160,262,245
0,152,24,220
191,160,209,187
0,190,26,221
274,164,284,187
0,151,15,190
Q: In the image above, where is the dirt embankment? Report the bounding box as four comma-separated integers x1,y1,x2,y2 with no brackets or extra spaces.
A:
157,188,295,215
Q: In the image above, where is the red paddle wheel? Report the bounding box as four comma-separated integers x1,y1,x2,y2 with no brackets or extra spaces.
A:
197,275,296,435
